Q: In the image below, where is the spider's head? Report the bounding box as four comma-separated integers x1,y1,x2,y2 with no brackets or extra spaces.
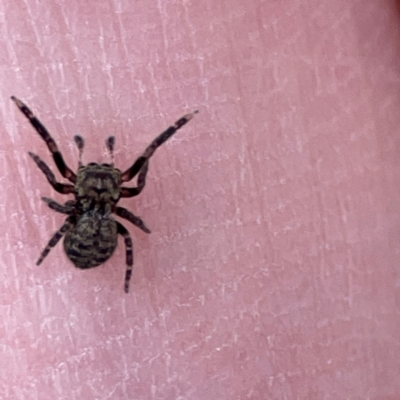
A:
75,163,122,208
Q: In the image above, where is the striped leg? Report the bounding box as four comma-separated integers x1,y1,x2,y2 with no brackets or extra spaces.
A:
36,216,75,265
105,136,115,166
29,152,74,194
120,161,149,198
41,197,75,215
117,222,133,293
73,135,85,167
115,206,151,233
121,110,198,182
11,96,77,183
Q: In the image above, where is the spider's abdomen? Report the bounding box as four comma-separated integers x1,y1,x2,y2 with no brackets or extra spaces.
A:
63,212,118,269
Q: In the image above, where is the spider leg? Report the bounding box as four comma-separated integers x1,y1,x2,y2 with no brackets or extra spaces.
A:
74,135,84,166
106,136,115,166
41,197,75,215
29,152,75,194
11,96,77,183
115,206,151,233
120,160,149,198
121,110,198,182
36,216,75,265
116,222,133,293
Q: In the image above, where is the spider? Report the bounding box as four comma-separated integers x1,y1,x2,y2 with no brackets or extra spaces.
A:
11,96,198,293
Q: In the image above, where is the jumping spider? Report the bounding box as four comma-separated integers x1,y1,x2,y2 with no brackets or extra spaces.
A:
11,96,198,293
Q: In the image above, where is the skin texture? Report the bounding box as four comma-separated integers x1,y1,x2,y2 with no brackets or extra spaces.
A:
1,1,400,399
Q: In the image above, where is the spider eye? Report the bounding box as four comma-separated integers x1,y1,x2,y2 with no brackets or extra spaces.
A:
102,163,111,167
88,162,97,166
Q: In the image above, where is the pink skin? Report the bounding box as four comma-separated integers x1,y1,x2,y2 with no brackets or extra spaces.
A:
1,0,400,399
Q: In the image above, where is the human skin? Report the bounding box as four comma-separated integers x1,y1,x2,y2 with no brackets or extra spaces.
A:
1,1,400,399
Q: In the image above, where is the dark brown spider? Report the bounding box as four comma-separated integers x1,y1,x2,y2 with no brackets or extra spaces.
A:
11,96,198,293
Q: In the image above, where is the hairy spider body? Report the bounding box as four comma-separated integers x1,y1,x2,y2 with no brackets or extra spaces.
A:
11,96,197,292
75,163,122,207
64,164,122,268
64,212,119,269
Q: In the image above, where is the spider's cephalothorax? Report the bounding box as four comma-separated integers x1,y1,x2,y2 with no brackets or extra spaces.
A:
11,96,197,293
